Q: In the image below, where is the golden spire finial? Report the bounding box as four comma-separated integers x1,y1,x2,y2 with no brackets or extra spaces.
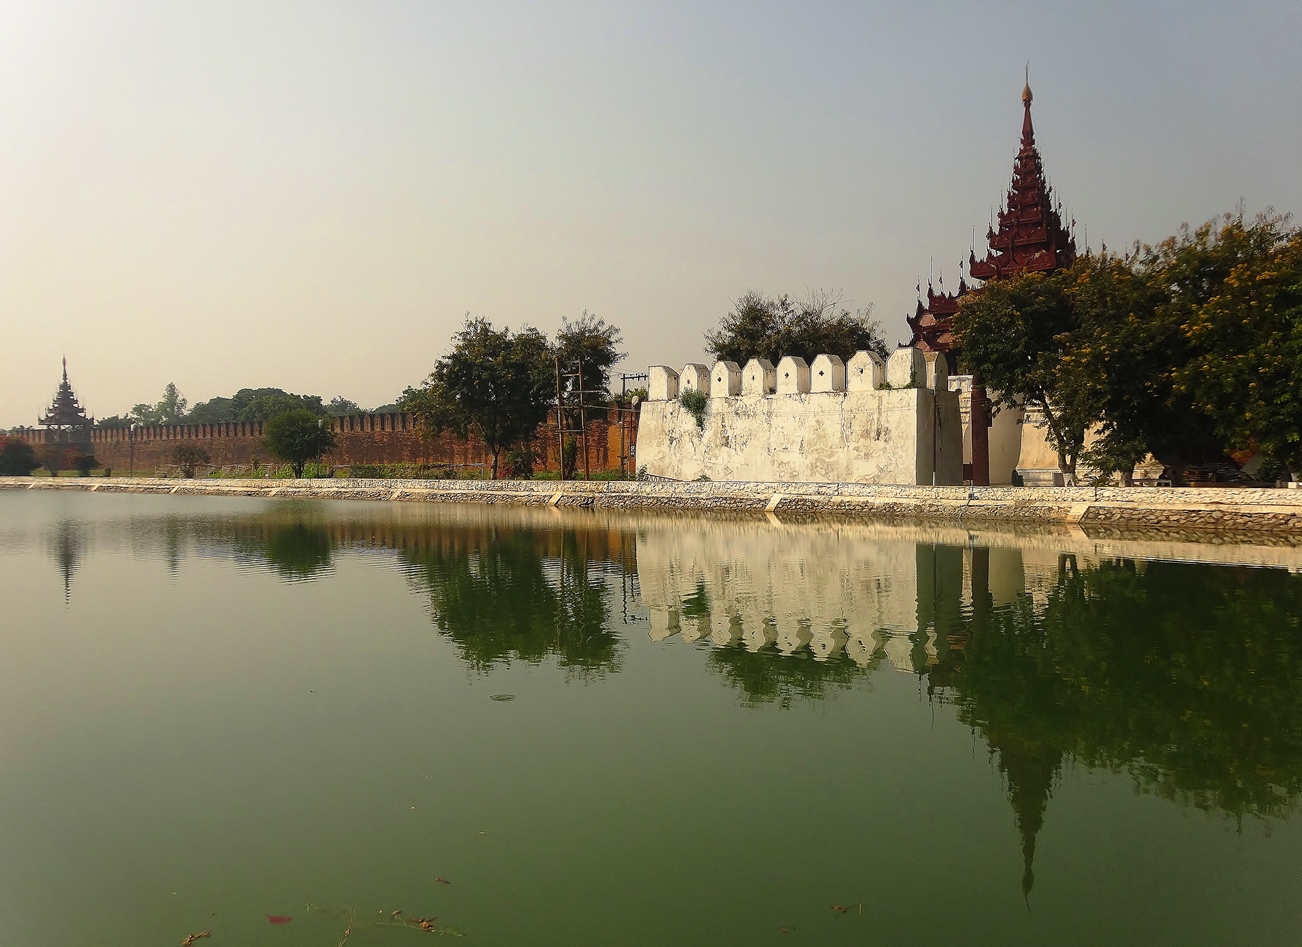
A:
1022,63,1033,105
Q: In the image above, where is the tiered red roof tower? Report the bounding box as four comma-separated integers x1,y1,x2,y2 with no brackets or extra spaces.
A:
906,76,1077,483
40,358,94,431
908,76,1076,353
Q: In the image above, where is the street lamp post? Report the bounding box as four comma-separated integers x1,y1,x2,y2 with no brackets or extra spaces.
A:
317,418,323,477
129,423,136,478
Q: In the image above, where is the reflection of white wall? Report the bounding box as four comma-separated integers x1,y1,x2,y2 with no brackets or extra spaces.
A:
635,520,924,669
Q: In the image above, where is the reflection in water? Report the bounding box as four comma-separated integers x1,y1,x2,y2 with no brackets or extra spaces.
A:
933,556,1302,895
397,524,621,674
636,517,1302,896
47,521,85,603
42,499,1302,898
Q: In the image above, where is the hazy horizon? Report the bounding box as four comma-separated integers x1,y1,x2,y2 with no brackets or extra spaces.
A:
3,1,1300,427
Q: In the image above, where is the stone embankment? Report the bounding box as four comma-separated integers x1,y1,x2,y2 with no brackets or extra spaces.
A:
5,476,1302,536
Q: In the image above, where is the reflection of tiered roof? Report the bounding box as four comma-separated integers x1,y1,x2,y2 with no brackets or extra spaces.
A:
39,359,94,429
907,78,1078,355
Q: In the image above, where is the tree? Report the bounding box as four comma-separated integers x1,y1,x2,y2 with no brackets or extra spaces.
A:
172,445,211,478
131,382,188,425
0,437,40,476
705,290,888,367
187,388,328,423
954,270,1102,481
402,317,554,479
327,396,364,416
555,311,626,478
264,409,337,477
1172,215,1302,476
71,454,101,477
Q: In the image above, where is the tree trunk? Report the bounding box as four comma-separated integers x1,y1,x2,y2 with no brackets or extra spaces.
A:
491,448,500,480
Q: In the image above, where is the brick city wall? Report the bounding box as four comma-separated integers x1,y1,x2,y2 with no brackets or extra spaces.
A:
11,412,639,475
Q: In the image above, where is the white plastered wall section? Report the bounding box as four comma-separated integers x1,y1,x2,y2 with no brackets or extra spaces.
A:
637,350,963,485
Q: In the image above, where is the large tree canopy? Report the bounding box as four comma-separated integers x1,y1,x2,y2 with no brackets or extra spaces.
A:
264,408,337,477
705,291,888,368
401,317,555,479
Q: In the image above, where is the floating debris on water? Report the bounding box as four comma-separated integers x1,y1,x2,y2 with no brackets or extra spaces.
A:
489,694,515,701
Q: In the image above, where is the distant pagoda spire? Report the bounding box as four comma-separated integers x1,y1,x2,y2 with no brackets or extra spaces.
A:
39,358,94,430
907,75,1078,354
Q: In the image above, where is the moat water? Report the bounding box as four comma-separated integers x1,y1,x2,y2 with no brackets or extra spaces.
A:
2,491,1302,946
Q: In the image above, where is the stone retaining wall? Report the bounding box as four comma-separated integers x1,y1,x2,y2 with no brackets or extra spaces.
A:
4,477,1301,537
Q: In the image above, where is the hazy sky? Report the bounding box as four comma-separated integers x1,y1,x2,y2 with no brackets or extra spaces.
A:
2,1,1300,426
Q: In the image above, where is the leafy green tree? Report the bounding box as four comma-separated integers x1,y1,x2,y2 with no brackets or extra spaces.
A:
555,311,626,477
264,409,337,477
705,290,887,367
188,388,328,423
1172,216,1302,475
0,437,40,476
327,396,364,416
131,382,188,425
172,445,211,478
71,454,100,477
954,270,1101,481
402,317,554,479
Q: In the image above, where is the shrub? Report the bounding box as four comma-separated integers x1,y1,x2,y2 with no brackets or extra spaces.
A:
72,454,101,477
173,445,210,478
679,388,708,430
0,438,40,476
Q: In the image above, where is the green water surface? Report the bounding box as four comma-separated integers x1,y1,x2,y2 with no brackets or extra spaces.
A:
2,490,1301,946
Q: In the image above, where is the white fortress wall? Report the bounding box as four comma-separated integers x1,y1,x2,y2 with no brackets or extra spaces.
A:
637,350,963,485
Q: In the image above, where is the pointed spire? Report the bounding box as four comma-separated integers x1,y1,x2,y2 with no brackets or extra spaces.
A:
1021,66,1035,143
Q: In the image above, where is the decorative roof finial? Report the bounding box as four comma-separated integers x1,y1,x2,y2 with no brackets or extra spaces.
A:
1022,63,1032,105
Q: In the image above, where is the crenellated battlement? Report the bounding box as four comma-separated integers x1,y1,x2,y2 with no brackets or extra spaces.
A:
636,349,962,485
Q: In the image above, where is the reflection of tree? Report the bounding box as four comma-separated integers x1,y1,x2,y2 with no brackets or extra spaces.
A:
49,521,85,603
706,642,872,709
939,557,1302,895
400,525,621,675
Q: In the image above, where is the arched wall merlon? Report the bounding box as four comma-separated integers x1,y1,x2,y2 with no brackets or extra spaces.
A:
775,356,811,394
742,358,776,396
679,363,711,396
846,351,885,391
925,352,949,392
648,366,679,401
710,361,742,398
886,347,925,389
810,354,846,393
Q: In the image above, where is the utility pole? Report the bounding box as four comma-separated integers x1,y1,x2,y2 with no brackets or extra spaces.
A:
577,357,590,481
554,355,566,481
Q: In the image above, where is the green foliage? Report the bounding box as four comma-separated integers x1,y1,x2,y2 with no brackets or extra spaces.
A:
130,382,188,425
264,409,337,478
555,311,626,412
327,396,364,416
402,317,555,479
95,415,134,430
954,269,1099,479
1170,216,1302,472
705,290,888,367
71,454,100,477
679,388,708,430
0,437,41,476
187,388,328,423
172,444,211,478
956,213,1302,479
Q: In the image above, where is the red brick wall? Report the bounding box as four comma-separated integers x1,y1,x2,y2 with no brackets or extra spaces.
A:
18,411,640,476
